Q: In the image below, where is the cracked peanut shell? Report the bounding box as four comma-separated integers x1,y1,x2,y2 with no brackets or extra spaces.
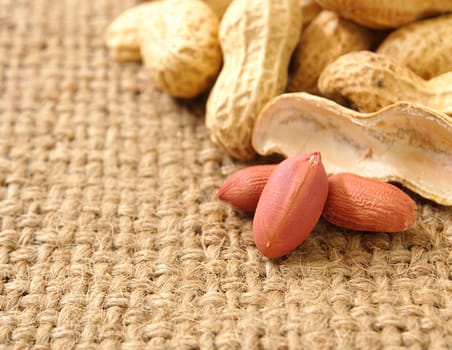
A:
252,92,452,206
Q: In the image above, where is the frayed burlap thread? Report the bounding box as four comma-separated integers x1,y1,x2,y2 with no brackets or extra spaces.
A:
0,0,452,349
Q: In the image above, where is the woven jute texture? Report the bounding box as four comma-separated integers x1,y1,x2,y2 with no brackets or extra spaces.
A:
1,1,452,349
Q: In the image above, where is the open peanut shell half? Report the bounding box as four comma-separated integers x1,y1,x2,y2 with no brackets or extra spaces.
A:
252,92,452,206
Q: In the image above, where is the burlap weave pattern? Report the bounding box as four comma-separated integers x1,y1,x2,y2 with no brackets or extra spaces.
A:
0,1,451,349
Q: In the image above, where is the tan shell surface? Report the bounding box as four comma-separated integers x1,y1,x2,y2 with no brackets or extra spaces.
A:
203,0,233,17
299,0,322,27
140,0,222,98
318,51,452,115
288,10,377,94
377,14,452,79
206,0,302,160
315,0,452,29
252,92,452,205
105,2,157,61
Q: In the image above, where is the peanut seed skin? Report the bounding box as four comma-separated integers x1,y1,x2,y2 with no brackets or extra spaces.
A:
217,165,276,212
253,152,328,258
323,173,417,232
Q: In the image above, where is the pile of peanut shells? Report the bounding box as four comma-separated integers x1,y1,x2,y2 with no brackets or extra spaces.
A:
105,0,452,207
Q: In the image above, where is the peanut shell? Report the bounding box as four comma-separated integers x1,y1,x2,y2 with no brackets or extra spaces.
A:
140,0,222,98
377,14,452,79
206,0,302,160
318,51,452,116
288,10,378,94
315,0,452,29
203,0,233,17
299,0,322,27
105,3,156,62
252,92,452,206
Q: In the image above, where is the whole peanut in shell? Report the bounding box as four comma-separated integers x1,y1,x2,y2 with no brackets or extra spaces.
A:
289,10,378,94
105,3,156,62
105,0,228,62
318,50,452,116
206,0,302,160
315,0,452,29
139,0,222,98
377,14,452,80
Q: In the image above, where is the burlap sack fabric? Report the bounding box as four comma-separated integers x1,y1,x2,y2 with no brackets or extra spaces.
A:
0,0,451,349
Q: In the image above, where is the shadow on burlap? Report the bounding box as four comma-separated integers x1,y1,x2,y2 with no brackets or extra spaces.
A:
0,1,451,349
